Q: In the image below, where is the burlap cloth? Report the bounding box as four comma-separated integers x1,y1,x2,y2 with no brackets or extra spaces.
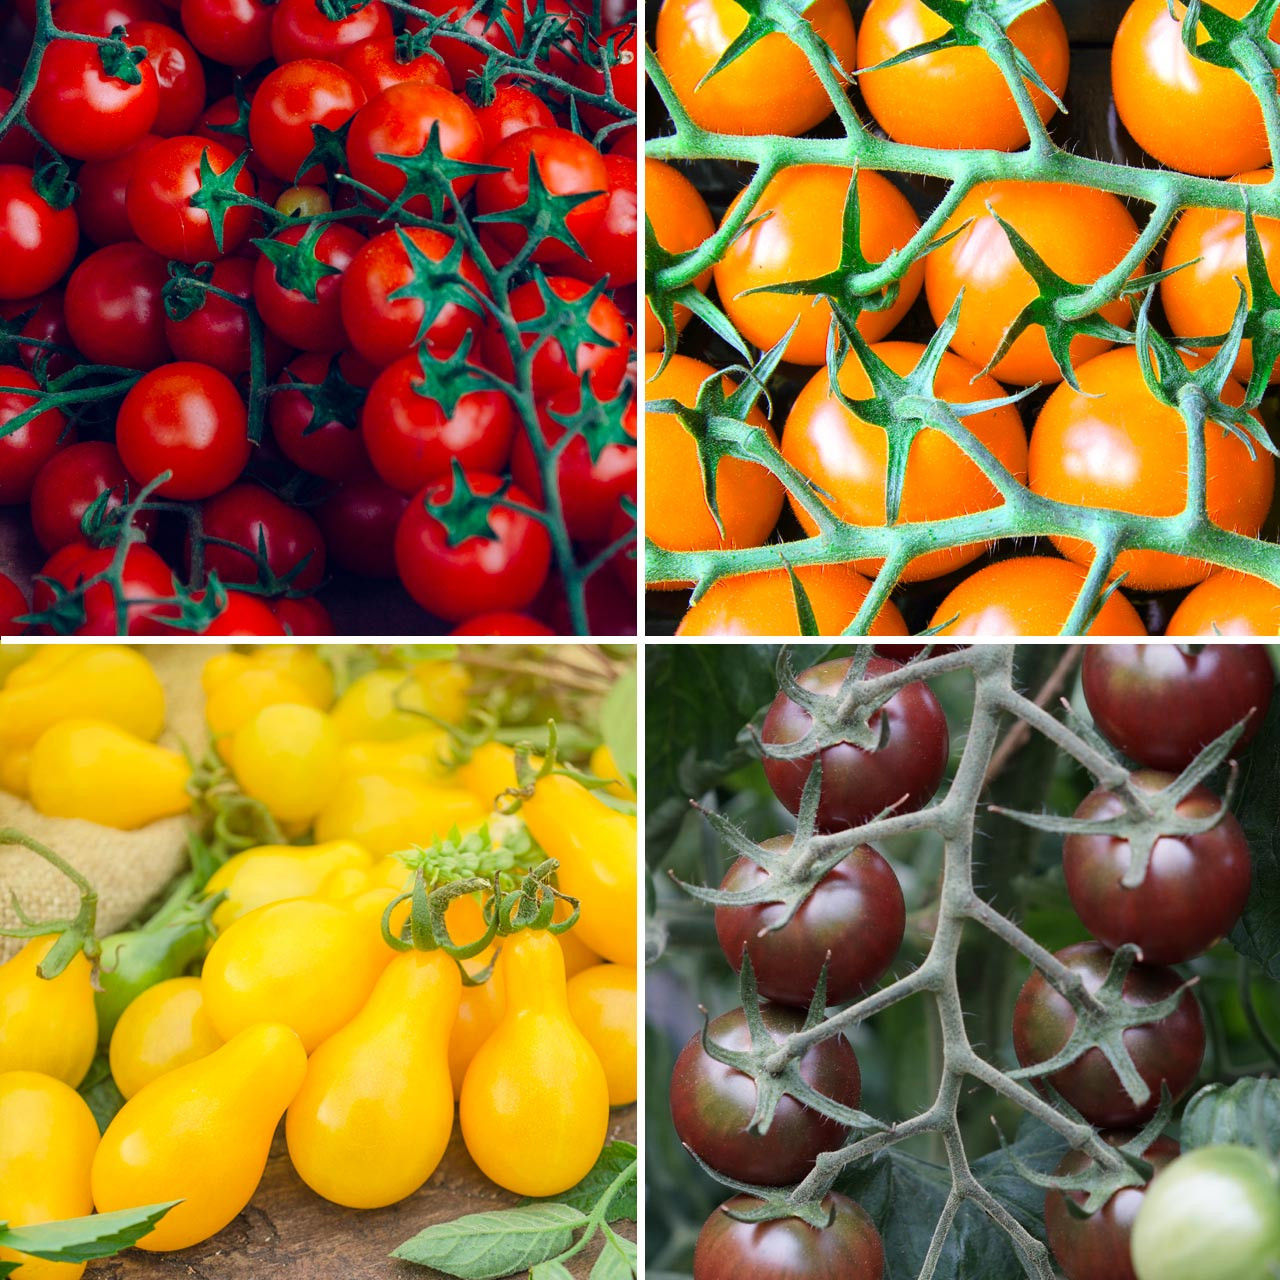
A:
0,645,222,961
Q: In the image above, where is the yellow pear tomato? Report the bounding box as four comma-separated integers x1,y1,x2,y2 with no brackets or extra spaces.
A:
202,647,334,709
329,663,469,742
230,703,342,825
108,977,224,1100
567,964,638,1106
0,937,97,1087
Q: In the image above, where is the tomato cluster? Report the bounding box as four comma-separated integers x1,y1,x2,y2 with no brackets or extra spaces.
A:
0,0,637,636
646,0,1280,636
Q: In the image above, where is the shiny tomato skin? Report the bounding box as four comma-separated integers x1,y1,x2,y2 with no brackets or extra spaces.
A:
1063,772,1253,966
29,440,150,552
1082,643,1274,770
395,472,551,622
270,0,392,62
1112,0,1280,177
271,594,334,635
360,351,516,495
474,84,555,154
75,135,164,246
339,35,451,96
249,58,367,183
403,0,524,89
451,612,555,636
715,167,923,365
63,242,172,370
179,0,275,67
1,289,76,379
565,153,637,289
130,20,206,136
1012,941,1206,1128
693,1194,885,1280
340,226,487,368
655,0,857,136
675,564,909,638
26,37,160,161
1045,1135,1180,1280
761,656,949,833
51,542,179,636
200,591,289,636
572,25,638,132
782,341,1028,583
716,835,905,1007
858,0,1068,150
0,571,27,635
197,482,327,591
269,349,375,480
644,353,783,575
317,474,407,578
0,364,69,505
126,135,256,264
925,181,1140,386
1167,572,1280,635
669,1004,861,1186
1029,347,1274,592
252,221,366,351
53,0,165,33
116,361,250,500
643,158,715,352
0,165,79,301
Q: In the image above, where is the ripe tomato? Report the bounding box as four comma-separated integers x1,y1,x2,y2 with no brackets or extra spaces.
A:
474,84,555,154
75,135,164,246
345,83,484,216
269,349,375,479
928,556,1148,636
126,135,256,263
573,26,638,132
339,35,452,96
644,352,784,576
643,158,714,351
26,37,160,161
475,127,608,264
1064,771,1252,965
197,482,327,591
925,181,1140,386
130,21,206,136
694,1194,884,1280
0,90,37,166
1160,169,1278,383
339,226,488,368
116,361,250,499
566,153,637,289
29,440,150,552
44,541,179,635
1012,941,1205,1128
0,165,79,300
1166,571,1280,635
762,655,949,832
51,0,165,32
394,471,552,621
669,1004,861,1185
403,0,524,88
361,351,516,494
63,242,172,370
1045,1134,1180,1280
179,0,275,66
857,0,1069,150
270,0,392,62
675,563,909,636
0,571,26,634
451,612,554,635
1028,347,1274,591
1112,0,1280,177
317,474,406,578
2,289,76,379
654,0,857,136
197,590,289,635
714,167,923,365
486,275,629,399
716,835,905,1007
781,341,1028,582
0,364,69,504
249,59,367,184
271,594,334,635
252,221,366,351
1082,643,1273,770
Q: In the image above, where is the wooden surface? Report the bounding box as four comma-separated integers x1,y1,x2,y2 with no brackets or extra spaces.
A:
87,1108,636,1279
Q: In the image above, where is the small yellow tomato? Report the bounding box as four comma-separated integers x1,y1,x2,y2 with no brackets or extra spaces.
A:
461,930,609,1196
590,743,635,800
202,646,334,707
339,729,452,783
0,1071,100,1280
0,938,97,1087
567,964,638,1106
275,184,331,216
201,899,392,1052
0,643,35,685
92,1023,307,1251
204,669,316,762
0,744,30,796
329,663,469,742
230,703,342,825
108,977,223,1100
286,948,460,1208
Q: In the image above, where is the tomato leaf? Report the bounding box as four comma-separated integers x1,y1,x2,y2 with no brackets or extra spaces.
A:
391,1204,588,1278
530,1262,575,1280
0,1202,180,1262
539,1141,637,1222
1182,1078,1280,1152
600,668,638,785
589,1227,637,1278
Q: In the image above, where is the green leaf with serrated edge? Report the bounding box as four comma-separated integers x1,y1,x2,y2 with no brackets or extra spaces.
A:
530,1263,575,1280
0,1202,180,1262
391,1204,588,1278
523,1142,637,1222
590,1227,637,1279
1182,1078,1280,1151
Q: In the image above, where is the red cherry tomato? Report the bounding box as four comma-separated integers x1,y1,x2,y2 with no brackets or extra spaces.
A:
252,221,366,351
51,0,165,32
572,26,638,132
75,135,164,245
0,165,79,301
474,84,555,154
179,0,275,67
191,590,289,635
0,571,27,635
269,349,376,480
404,0,524,88
0,364,70,505
43,541,178,635
0,89,38,165
339,34,452,96
197,482,327,591
0,290,76,379
249,58,367,183
63,242,172,370
29,440,152,552
451,612,555,636
317,474,406,578
129,20,206,135
271,593,334,635
270,0,392,63
564,151,636,288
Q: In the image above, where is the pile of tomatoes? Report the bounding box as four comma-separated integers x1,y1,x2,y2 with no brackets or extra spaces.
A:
0,643,638,1267
0,0,636,638
645,0,1280,637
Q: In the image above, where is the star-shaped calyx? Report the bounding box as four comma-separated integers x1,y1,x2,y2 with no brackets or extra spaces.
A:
188,148,253,255
253,222,341,301
474,152,599,256
386,228,487,346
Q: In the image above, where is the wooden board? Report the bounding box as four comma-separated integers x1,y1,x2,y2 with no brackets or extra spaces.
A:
87,1107,636,1279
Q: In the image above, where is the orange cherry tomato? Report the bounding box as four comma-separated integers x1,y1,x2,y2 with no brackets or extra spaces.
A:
781,341,1028,582
1161,169,1279,383
674,563,909,636
654,0,858,136
1166,572,1280,635
1028,347,1274,591
857,0,1069,151
645,159,716,353
712,166,923,365
1112,0,1280,178
644,352,784,583
924,181,1141,386
929,556,1148,636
